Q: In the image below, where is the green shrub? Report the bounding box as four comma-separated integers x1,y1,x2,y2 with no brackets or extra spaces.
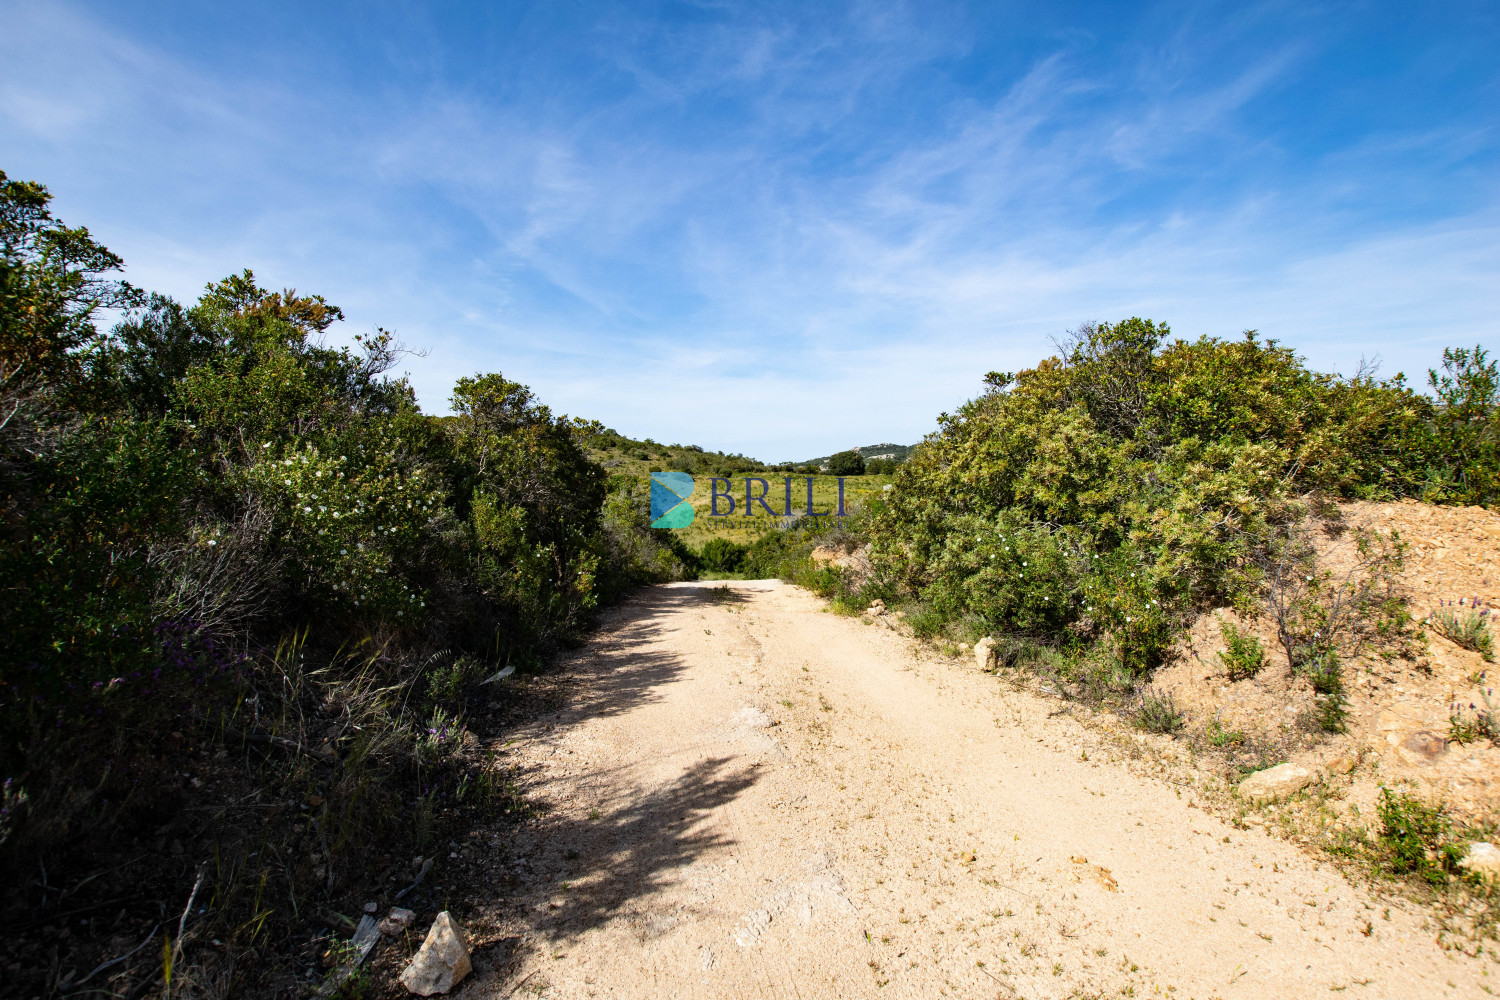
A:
1377,788,1462,885
1306,652,1350,733
1448,684,1498,745
1136,686,1184,735
1422,346,1500,504
699,537,749,573
905,604,946,640
596,481,694,600
866,320,1468,688
1259,523,1416,675
1430,605,1495,661
1448,707,1498,745
794,563,844,596
1216,621,1266,681
828,593,863,616
427,654,486,705
827,450,865,476
1206,714,1246,747
922,515,1085,640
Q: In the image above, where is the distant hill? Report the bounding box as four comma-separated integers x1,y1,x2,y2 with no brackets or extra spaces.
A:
572,424,913,476
799,442,916,468
572,423,812,477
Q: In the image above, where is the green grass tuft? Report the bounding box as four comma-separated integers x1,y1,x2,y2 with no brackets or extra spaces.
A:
1135,686,1184,735
1216,621,1267,681
1430,607,1495,661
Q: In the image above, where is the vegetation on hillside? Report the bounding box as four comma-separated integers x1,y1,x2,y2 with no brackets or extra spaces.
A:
572,423,790,478
0,170,693,995
801,441,914,471
853,319,1493,683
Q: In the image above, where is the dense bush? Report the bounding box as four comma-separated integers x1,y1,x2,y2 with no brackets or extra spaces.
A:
698,537,749,573
0,170,690,994
827,449,865,475
865,318,1493,686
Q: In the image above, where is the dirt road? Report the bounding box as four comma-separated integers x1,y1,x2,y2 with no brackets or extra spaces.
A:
481,581,1490,999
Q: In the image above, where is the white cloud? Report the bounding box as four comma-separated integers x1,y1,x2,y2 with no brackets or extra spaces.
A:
1,0,1495,461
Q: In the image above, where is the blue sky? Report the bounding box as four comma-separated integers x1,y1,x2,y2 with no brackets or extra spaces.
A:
2,1,1496,460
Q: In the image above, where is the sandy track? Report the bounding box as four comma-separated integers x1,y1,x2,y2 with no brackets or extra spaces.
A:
483,581,1489,999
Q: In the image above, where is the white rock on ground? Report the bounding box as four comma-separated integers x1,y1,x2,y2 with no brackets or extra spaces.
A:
1461,842,1500,881
379,906,416,936
1237,763,1313,804
398,911,472,996
974,636,997,672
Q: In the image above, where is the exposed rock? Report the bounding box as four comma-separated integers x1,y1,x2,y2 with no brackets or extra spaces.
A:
1378,704,1427,745
811,545,873,587
379,907,416,936
1237,763,1313,804
398,911,472,995
1326,756,1356,775
974,636,997,672
1396,730,1448,765
1460,842,1500,882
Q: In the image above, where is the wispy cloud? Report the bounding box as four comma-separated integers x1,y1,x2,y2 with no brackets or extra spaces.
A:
2,0,1496,459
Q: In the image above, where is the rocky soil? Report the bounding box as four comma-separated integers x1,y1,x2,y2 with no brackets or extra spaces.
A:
1153,500,1500,828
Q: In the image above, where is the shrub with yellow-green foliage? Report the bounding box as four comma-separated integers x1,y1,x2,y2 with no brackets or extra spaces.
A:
868,319,1490,682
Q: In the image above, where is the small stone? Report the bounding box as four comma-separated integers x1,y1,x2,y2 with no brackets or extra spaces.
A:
398,911,471,995
1237,763,1313,804
308,795,326,807
974,636,997,672
1326,756,1356,775
363,901,379,914
1460,842,1500,882
379,907,415,936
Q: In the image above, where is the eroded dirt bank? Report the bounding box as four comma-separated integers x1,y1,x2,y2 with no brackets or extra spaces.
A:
441,579,1493,999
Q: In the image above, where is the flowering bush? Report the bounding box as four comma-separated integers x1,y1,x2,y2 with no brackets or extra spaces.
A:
924,516,1083,637
244,433,444,622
